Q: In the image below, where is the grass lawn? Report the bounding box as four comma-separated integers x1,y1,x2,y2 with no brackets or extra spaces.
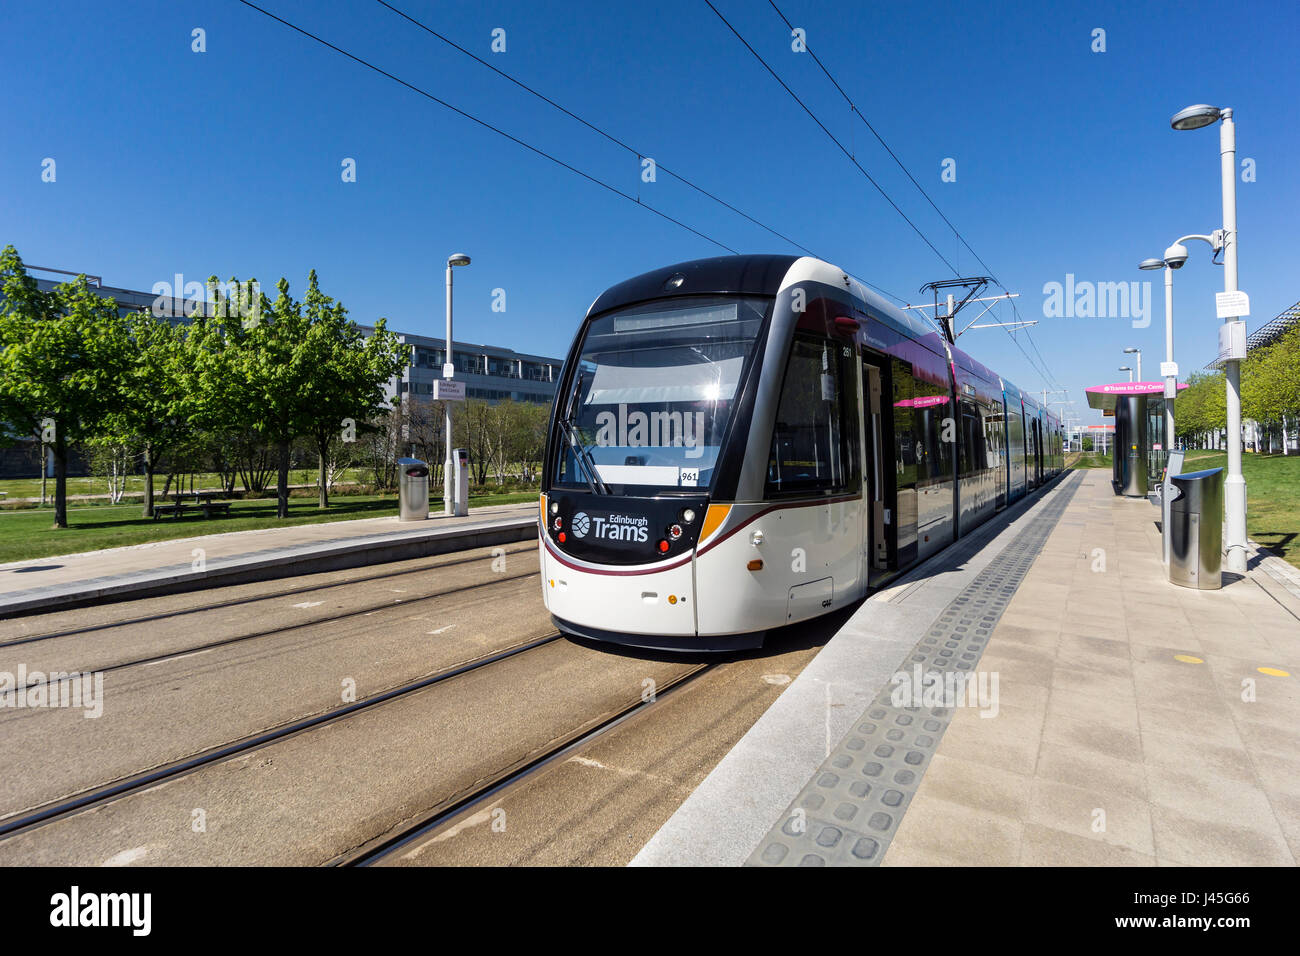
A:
0,491,538,565
0,469,371,501
1178,451,1300,569
1069,448,1299,569
1067,451,1114,470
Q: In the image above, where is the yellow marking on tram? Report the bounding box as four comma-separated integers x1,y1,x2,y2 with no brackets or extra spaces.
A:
699,504,732,543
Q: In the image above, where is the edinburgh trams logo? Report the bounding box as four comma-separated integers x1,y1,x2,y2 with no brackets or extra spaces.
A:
569,511,648,542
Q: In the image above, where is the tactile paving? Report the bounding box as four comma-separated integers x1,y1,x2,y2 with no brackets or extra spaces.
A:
747,472,1084,866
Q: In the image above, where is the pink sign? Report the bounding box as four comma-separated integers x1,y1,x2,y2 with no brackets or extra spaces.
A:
893,395,951,409
1085,382,1190,395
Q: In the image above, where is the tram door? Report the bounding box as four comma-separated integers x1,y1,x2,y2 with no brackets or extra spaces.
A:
862,358,889,578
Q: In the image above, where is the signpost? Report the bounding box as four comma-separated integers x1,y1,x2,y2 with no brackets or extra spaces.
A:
432,379,465,401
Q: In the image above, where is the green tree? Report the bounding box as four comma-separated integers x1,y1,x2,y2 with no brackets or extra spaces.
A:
99,309,192,517
297,271,409,508
1242,323,1300,452
1175,370,1226,446
0,246,131,527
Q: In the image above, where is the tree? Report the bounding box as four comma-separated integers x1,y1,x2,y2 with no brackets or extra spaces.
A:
0,247,131,527
99,309,191,517
296,271,409,508
1175,370,1226,446
1242,322,1300,453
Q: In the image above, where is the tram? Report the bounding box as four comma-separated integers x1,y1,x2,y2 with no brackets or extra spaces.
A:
539,255,1063,651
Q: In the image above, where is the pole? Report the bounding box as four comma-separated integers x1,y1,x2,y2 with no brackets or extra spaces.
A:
1164,266,1175,454
1136,351,1142,381
444,264,454,518
1219,108,1247,573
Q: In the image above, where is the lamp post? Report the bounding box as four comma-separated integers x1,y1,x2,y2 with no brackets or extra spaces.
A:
1119,365,1133,382
1123,347,1142,381
445,253,471,517
1140,257,1175,456
1139,232,1222,462
1171,102,1246,573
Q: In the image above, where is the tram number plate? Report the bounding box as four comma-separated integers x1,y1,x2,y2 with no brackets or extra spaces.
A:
679,468,699,487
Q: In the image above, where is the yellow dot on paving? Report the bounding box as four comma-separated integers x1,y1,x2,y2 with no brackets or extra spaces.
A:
1258,667,1291,677
1173,654,1204,664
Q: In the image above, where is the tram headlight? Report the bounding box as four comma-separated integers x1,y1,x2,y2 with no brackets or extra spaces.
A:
681,508,696,524
668,523,683,541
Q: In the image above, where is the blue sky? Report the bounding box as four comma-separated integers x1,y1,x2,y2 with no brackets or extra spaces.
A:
3,0,1296,426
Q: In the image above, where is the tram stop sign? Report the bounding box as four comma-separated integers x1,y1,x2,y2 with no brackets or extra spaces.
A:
433,379,466,401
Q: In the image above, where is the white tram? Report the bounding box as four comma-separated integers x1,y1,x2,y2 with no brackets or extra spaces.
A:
539,256,1063,651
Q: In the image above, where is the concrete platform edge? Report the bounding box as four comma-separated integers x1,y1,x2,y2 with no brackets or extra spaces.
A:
0,516,538,617
630,474,1080,867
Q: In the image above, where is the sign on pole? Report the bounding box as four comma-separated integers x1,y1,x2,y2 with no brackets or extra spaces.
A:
433,379,466,401
1215,290,1250,319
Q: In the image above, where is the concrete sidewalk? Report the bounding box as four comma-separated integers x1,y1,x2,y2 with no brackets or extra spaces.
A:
0,502,538,616
633,468,1300,866
883,472,1300,866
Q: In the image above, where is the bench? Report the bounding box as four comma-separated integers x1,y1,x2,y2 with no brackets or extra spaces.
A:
199,502,232,518
152,503,188,520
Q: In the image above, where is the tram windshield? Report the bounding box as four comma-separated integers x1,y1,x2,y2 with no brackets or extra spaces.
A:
553,295,769,495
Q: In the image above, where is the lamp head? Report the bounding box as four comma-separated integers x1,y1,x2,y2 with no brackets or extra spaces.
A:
1139,258,1165,271
1171,104,1222,130
1123,347,1140,354
1163,242,1189,269
447,253,471,267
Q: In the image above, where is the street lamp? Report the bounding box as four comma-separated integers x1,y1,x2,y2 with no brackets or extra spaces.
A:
445,253,471,517
1139,233,1222,465
1119,365,1133,382
1171,102,1247,573
1123,347,1142,381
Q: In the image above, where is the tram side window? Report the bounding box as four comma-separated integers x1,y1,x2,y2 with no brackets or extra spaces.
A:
766,337,859,495
958,400,986,479
891,358,916,490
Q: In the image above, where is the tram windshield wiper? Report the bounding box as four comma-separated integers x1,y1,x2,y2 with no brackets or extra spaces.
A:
558,417,608,495
559,369,609,495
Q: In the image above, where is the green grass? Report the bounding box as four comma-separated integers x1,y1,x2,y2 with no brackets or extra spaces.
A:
1177,451,1300,569
0,491,538,565
0,469,372,501
1062,448,1298,569
1067,450,1114,470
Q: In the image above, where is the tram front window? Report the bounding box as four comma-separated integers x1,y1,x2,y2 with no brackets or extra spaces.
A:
553,295,769,495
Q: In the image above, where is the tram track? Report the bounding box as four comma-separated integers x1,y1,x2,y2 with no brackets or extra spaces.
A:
0,543,540,647
0,632,563,842
0,568,540,699
340,660,714,865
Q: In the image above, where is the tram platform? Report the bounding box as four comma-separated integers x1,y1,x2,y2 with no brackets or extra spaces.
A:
0,502,538,617
633,467,1300,866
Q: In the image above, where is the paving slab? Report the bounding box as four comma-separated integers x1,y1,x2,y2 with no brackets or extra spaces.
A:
633,467,1300,866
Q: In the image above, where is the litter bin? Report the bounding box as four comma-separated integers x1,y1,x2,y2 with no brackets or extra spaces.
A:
398,457,430,521
1168,467,1223,590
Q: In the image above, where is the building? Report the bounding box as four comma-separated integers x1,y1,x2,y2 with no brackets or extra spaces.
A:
1,266,564,480
377,329,563,407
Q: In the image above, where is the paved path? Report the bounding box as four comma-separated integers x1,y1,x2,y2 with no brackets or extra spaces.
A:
884,470,1300,866
635,468,1300,866
0,502,537,607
